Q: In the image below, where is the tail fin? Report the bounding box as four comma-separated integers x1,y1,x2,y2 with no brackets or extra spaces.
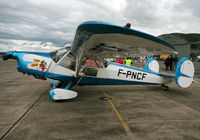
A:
175,57,194,88
145,58,159,73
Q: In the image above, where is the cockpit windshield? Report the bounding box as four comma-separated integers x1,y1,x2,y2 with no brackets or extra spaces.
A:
50,46,71,62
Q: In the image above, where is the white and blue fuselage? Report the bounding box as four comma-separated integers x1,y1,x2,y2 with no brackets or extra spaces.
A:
4,51,170,86
3,48,194,101
3,21,195,100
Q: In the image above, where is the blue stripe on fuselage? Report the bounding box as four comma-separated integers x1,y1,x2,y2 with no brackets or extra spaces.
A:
45,72,73,81
109,62,174,77
76,76,157,85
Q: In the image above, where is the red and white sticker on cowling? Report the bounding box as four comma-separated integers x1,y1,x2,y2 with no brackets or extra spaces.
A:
23,54,52,72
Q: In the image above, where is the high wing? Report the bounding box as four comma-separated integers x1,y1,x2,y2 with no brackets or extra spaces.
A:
70,21,177,59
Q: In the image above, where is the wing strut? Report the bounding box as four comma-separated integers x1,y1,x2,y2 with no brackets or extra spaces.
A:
75,58,92,86
75,49,83,77
49,58,92,101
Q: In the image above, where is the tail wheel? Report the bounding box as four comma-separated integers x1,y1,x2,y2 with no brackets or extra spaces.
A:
161,84,169,91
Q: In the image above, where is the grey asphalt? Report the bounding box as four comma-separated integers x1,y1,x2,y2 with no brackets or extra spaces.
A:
0,59,200,140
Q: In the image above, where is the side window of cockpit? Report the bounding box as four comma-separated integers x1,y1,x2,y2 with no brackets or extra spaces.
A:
80,59,108,77
81,58,108,68
58,52,76,71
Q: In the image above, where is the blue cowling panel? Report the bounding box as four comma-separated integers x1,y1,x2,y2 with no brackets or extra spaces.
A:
5,51,73,82
76,76,157,86
4,51,51,73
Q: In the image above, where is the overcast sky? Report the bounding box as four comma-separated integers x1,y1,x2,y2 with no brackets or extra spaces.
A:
0,0,200,52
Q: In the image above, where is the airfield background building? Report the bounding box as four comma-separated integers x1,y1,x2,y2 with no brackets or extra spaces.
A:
159,33,200,60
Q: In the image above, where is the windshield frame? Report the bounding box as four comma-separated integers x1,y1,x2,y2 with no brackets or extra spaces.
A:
50,46,71,63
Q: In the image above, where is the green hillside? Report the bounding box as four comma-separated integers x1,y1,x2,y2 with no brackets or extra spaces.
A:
159,33,200,44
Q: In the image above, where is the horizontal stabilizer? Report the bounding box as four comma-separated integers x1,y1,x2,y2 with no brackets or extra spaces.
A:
145,58,159,73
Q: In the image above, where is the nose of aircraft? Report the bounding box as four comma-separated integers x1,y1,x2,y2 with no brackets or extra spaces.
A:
3,51,16,60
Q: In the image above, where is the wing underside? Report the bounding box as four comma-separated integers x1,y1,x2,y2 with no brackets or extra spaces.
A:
71,21,177,59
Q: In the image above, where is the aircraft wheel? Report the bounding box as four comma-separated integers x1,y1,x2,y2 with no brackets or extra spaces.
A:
161,84,169,91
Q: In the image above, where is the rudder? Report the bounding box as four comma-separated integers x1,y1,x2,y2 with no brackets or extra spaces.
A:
175,57,194,88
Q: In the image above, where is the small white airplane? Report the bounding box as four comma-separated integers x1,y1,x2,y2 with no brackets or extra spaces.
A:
3,21,195,101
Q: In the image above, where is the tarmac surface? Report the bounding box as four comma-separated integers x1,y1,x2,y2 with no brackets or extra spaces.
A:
0,59,200,140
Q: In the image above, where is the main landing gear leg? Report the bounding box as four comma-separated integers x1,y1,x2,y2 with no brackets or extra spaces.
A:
161,84,169,91
65,80,75,90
